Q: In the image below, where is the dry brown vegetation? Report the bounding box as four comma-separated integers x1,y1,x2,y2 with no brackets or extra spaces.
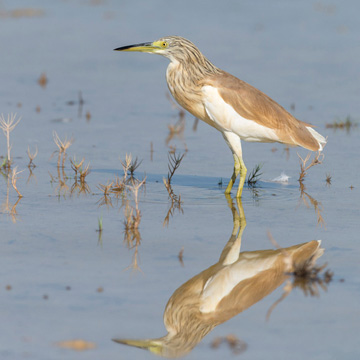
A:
211,334,247,355
1,171,22,223
298,182,325,227
0,113,21,169
52,131,74,169
325,173,332,186
27,146,38,168
11,167,24,198
163,152,185,226
38,72,48,88
326,116,357,132
298,151,324,182
55,339,96,351
266,232,333,320
0,8,45,18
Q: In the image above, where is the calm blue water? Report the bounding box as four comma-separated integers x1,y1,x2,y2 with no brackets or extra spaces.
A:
1,1,359,359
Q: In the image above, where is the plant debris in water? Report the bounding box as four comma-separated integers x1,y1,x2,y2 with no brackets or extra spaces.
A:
298,151,324,183
246,163,262,187
211,335,247,355
163,152,185,226
266,232,334,320
326,116,357,132
0,113,21,169
55,339,96,351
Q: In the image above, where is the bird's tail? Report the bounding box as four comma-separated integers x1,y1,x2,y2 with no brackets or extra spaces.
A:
287,240,324,271
306,127,327,151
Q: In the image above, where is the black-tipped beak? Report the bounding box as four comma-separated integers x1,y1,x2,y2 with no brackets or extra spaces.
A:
114,42,154,52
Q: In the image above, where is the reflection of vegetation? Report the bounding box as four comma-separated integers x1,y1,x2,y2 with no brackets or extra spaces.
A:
114,198,328,358
27,146,38,168
163,152,185,227
178,247,184,267
211,334,247,355
52,131,74,169
1,170,22,223
326,116,357,132
96,215,103,245
299,181,325,227
97,181,114,209
325,173,332,186
10,167,23,198
26,166,37,184
165,93,188,152
266,232,332,320
123,177,146,272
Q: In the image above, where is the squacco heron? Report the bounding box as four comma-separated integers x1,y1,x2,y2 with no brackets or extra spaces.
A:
113,198,324,357
115,36,326,197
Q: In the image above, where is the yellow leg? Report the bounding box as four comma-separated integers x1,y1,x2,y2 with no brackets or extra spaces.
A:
225,155,240,194
236,158,247,198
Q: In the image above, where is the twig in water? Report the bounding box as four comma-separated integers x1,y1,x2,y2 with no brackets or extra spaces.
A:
11,166,24,198
128,157,142,178
79,162,90,183
163,152,185,227
247,163,263,187
0,113,21,168
52,131,74,168
27,145,38,168
298,151,324,182
70,156,84,177
326,173,332,186
166,152,185,185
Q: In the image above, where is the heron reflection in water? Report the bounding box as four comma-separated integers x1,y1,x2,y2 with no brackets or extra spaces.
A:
113,198,324,358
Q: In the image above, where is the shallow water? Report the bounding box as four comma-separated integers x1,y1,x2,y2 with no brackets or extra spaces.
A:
1,0,360,359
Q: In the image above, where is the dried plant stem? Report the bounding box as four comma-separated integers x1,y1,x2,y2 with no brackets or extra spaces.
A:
70,156,84,177
298,151,324,182
52,131,73,169
163,152,185,226
0,113,21,167
11,166,24,198
27,145,38,168
167,152,185,184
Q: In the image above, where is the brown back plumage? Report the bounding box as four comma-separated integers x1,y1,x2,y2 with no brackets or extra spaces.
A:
207,71,321,151
161,36,323,151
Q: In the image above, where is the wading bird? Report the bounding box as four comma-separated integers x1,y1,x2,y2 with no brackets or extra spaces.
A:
113,199,324,357
115,36,326,197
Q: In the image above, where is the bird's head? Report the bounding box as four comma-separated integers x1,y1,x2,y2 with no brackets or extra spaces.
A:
114,36,205,64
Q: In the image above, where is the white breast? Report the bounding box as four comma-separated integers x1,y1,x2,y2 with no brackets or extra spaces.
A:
200,254,279,313
202,85,280,143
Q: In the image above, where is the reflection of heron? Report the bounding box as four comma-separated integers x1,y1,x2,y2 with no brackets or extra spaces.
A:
113,199,324,358
115,36,326,197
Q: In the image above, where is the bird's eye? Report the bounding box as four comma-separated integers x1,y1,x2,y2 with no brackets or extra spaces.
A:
161,41,168,48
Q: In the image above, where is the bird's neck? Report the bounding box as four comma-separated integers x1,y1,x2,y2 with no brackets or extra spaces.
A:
165,59,219,123
168,55,220,82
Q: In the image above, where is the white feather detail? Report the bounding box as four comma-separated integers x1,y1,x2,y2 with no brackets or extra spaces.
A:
306,126,327,151
202,85,280,143
200,255,279,313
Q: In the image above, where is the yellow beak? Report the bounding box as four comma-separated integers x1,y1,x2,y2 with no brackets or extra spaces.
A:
114,41,160,53
112,338,163,354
